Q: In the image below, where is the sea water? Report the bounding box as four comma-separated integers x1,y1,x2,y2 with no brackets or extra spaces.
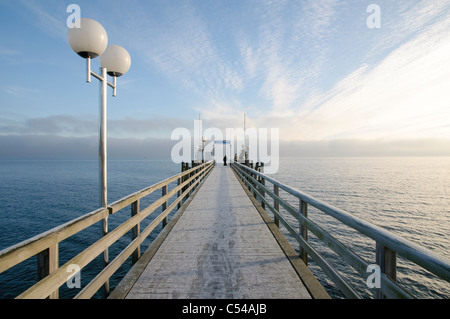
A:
0,159,179,298
273,157,449,299
0,157,448,298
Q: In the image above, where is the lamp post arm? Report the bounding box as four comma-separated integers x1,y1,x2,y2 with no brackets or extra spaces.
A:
87,57,91,83
86,58,117,96
112,76,117,97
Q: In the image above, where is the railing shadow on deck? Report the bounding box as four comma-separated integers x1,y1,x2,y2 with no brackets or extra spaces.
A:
0,161,214,299
231,162,450,299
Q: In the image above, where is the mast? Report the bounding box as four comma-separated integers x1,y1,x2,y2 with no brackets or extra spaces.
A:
244,113,248,162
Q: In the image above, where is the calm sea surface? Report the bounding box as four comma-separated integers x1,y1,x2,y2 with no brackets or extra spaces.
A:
273,157,449,299
0,157,448,299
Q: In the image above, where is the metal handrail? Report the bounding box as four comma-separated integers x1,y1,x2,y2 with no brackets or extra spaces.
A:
231,162,450,299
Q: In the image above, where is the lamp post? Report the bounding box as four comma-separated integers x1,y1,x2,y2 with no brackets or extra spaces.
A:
67,18,131,296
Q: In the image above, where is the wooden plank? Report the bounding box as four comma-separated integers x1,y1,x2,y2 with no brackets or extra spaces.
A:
125,165,312,299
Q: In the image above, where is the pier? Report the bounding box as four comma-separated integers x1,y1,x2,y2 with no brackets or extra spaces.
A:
0,161,449,299
111,164,322,299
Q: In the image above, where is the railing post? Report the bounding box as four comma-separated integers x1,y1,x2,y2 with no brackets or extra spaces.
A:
131,199,140,264
299,199,308,265
376,243,397,299
162,185,168,228
260,163,265,210
191,161,194,194
252,171,257,198
177,176,182,210
273,185,280,228
101,215,109,296
194,166,199,190
246,167,251,192
199,164,205,182
181,162,188,198
37,244,59,299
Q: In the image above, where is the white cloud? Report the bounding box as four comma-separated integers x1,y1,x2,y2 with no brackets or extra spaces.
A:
117,0,244,101
0,48,20,56
364,1,450,62
17,0,67,40
142,0,450,146
275,10,450,141
18,0,446,145
3,85,40,96
208,0,346,117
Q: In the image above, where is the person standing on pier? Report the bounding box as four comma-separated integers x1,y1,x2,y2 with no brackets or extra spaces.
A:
223,155,227,166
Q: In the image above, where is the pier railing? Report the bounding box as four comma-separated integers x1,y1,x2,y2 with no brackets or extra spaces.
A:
231,162,450,299
0,161,214,299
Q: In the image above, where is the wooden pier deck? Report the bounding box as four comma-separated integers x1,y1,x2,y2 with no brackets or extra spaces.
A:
110,164,324,299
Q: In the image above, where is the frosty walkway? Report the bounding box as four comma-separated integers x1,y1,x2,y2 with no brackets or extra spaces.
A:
112,164,316,299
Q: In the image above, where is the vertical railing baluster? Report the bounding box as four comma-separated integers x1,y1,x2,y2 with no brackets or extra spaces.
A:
274,185,280,228
195,165,200,190
162,185,168,228
37,244,59,299
190,161,194,194
247,166,251,192
376,243,397,299
177,176,181,210
252,170,257,198
101,215,109,296
260,163,265,210
299,199,308,265
182,162,188,200
131,199,140,264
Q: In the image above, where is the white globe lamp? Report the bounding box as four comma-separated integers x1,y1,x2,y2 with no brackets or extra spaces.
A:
100,45,131,77
67,18,108,58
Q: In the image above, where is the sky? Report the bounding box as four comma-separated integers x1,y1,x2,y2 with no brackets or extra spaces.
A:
1,0,450,159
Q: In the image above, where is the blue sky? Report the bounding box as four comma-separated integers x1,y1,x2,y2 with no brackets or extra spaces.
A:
1,0,450,158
